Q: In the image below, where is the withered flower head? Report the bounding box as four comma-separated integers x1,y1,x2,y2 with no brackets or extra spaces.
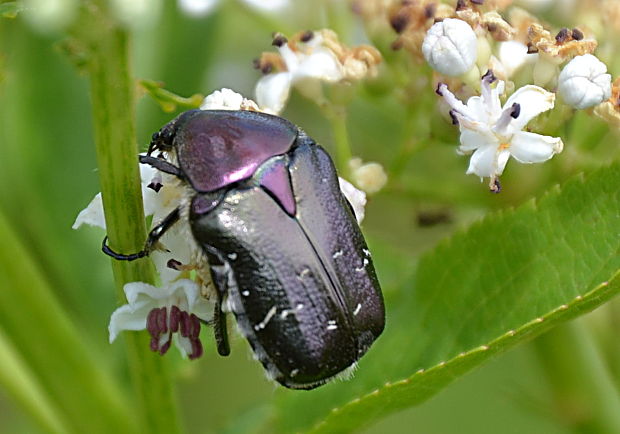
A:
527,23,597,62
594,77,620,129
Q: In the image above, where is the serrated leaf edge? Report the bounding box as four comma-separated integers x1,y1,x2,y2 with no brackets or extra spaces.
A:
308,273,620,434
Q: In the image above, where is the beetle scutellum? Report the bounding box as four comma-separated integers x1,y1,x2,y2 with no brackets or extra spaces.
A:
103,109,385,390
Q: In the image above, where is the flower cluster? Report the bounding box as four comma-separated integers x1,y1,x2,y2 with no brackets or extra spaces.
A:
375,0,616,189
253,30,382,114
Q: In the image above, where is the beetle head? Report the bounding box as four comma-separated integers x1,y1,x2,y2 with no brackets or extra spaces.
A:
147,121,177,155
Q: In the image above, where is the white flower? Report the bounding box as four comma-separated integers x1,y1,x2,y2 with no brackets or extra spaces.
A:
422,18,477,77
23,0,77,32
558,54,612,110
73,159,189,284
255,33,343,114
200,88,259,111
338,178,366,224
436,71,564,189
109,279,213,359
111,0,162,29
178,0,288,17
498,40,537,78
73,162,179,231
178,0,219,16
348,158,388,195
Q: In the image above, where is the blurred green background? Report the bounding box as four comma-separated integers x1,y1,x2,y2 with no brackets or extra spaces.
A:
1,0,619,433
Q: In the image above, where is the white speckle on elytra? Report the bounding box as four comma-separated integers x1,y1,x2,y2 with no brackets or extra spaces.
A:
242,290,250,297
355,258,369,272
254,306,277,331
280,303,304,319
353,303,362,316
297,268,311,281
227,252,237,260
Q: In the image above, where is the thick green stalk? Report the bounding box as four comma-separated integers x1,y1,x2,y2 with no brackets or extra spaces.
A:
533,321,620,434
77,2,182,433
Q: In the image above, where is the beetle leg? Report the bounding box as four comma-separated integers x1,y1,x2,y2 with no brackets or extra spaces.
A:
213,292,230,356
139,155,186,180
210,261,232,356
102,207,181,261
200,245,233,357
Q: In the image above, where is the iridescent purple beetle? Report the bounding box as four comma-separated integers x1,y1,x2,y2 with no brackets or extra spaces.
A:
103,110,385,390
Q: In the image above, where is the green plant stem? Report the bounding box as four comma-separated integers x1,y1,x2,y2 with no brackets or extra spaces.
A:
78,2,182,433
0,328,69,434
324,105,352,177
533,320,620,434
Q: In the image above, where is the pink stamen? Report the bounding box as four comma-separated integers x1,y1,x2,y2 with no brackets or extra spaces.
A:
147,308,161,338
189,339,203,360
180,311,190,338
189,314,201,339
170,306,181,333
159,338,171,355
158,307,168,334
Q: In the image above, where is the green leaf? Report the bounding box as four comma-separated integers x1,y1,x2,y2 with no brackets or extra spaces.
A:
271,164,620,433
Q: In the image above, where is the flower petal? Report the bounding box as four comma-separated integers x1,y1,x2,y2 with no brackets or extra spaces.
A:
509,131,564,164
466,145,498,178
294,49,343,83
458,122,497,153
495,149,511,175
503,85,555,131
124,281,174,304
339,177,366,224
108,303,151,343
255,72,291,114
72,193,106,230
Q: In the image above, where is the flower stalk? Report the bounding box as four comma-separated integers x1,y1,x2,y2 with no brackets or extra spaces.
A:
75,2,182,432
323,104,352,177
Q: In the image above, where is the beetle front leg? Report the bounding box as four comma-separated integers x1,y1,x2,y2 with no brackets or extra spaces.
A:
102,207,181,261
139,155,186,180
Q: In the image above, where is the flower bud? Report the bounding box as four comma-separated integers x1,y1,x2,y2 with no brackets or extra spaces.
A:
422,18,477,76
558,54,612,109
349,158,388,195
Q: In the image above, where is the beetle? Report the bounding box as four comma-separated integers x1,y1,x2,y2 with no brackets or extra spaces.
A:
103,109,385,390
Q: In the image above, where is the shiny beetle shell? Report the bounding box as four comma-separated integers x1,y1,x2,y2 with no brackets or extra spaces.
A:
149,110,384,389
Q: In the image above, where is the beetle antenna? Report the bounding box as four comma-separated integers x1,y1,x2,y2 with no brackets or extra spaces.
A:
146,132,159,156
101,236,148,261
